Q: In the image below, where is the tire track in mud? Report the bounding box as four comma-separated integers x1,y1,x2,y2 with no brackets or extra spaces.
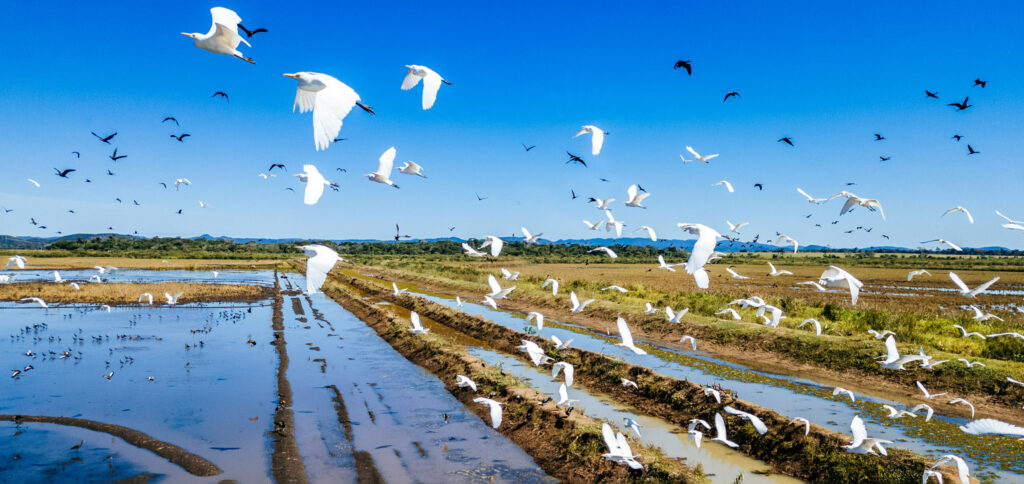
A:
271,273,309,484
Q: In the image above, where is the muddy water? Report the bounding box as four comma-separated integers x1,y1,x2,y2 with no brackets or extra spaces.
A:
372,275,1024,483
275,273,553,483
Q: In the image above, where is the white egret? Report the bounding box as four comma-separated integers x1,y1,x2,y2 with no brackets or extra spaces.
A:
796,188,826,204
138,293,153,305
575,125,607,155
726,267,750,279
791,417,810,436
569,291,594,313
879,335,926,370
456,374,477,392
922,239,962,251
181,7,253,63
582,219,605,231
400,65,450,110
677,223,722,289
799,318,822,336
988,332,1024,340
588,246,618,258
555,383,578,406
665,306,688,323
174,178,192,190
949,272,999,297
601,285,627,293
688,419,711,448
456,296,463,307
294,164,330,205
478,235,504,257
959,418,1024,438
284,71,374,151
541,278,559,296
679,335,697,350
409,311,429,334
397,161,427,178
623,184,649,208
616,317,647,355
165,292,183,305
716,308,742,320
603,210,624,237
881,404,917,419
967,306,1002,322
481,295,498,310
53,271,62,282
623,417,642,438
797,281,827,291
644,302,658,315
685,146,719,163
6,255,26,270
366,147,400,188
526,311,544,330
930,455,970,484
392,283,408,296
89,275,102,284
910,403,935,422
621,378,638,389
68,282,80,291
462,242,486,257
713,180,734,193
486,274,515,299
916,381,947,400
298,244,344,294
726,221,748,234
830,191,886,220
521,227,542,244
767,262,792,277
703,387,721,403
845,415,892,455
474,398,502,429
601,423,643,469
552,362,574,387
500,268,519,281
657,255,681,272
776,235,799,253
907,269,931,281
711,413,739,448
942,206,974,224
724,406,768,435
19,297,47,308
868,329,895,339
833,387,855,402
634,225,657,241
258,173,276,179
819,266,863,305
957,358,985,368
949,398,975,418
996,210,1024,225
591,197,615,210
551,335,573,349
517,340,553,366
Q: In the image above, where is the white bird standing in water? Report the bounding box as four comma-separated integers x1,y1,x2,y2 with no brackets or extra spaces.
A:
181,7,254,64
294,164,330,205
575,125,607,155
366,147,400,188
400,65,451,110
283,71,374,151
298,244,345,294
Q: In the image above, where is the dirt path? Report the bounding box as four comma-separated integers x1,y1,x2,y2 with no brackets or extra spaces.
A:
270,273,309,484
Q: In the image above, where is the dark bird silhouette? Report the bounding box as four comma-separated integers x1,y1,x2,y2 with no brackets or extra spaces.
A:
448,226,456,232
570,189,578,200
158,182,167,188
30,218,37,225
924,90,939,98
71,151,80,158
566,152,587,167
1,207,12,213
176,209,183,214
723,91,741,102
109,148,126,161
973,79,987,88
673,60,692,75
106,170,115,176
753,183,763,191
115,198,122,203
332,137,346,143
777,137,794,146
212,91,229,102
170,133,191,142
948,97,972,111
336,168,347,172
54,168,75,178
599,178,610,182
951,134,964,141
84,179,91,183
268,163,285,172
879,155,891,162
162,117,179,126
394,224,411,241
874,134,885,141
70,440,84,452
237,24,267,38
637,184,647,192
967,144,979,155
133,200,140,206
845,182,856,186
882,234,890,240
92,132,117,144
521,143,535,151
284,187,295,192
475,193,488,201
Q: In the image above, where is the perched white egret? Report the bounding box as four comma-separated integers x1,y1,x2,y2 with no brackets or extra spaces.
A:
776,235,799,253
868,329,895,339
500,268,520,281
819,266,863,305
716,308,742,320
907,269,931,281
677,223,722,289
526,311,544,330
799,318,823,336
922,239,962,252
767,262,792,277
967,306,1002,322
575,125,607,155
478,235,504,257
397,161,427,178
521,227,542,244
181,7,253,63
138,293,153,305
796,188,826,204
726,221,749,234
293,165,330,205
845,415,892,455
960,418,1024,438
284,71,373,151
486,274,515,299
365,147,400,188
474,397,502,429
569,291,594,313
711,413,739,448
713,180,734,193
541,278,559,296
616,317,647,355
679,335,697,350
19,297,47,308
400,65,450,110
552,361,574,387
297,244,344,294
949,398,975,418
726,267,750,279
601,423,643,469
916,381,947,400
942,206,974,224
910,403,935,422
879,335,926,370
833,387,855,402
462,243,486,257
634,225,657,241
623,184,649,208
602,285,628,293
724,406,768,435
6,255,27,270
408,311,429,334
165,292,183,305
685,146,719,163
551,335,573,349
588,246,618,258
949,272,999,298
456,374,477,392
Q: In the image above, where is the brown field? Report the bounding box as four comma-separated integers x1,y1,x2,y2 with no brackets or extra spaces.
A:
0,256,287,271
0,282,272,305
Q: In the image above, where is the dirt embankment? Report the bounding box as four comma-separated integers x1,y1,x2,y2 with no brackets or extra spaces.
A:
319,279,702,484
270,273,308,484
329,271,950,484
0,414,221,476
0,282,273,305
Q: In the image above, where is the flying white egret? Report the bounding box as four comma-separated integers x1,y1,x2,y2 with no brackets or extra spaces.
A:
455,296,463,307
726,221,749,234
462,243,486,257
456,374,477,392
868,329,895,339
68,282,80,290
582,219,605,231
726,267,750,279
517,340,553,366
657,255,681,272
910,403,934,422
724,406,768,435
949,398,975,418
526,311,544,330
830,191,886,220
99,304,111,312
634,225,657,241
796,188,826,204
922,239,962,251
397,161,427,178
551,335,573,349
89,275,103,284
19,297,47,308
5,255,26,270
797,281,827,291
555,383,578,407
400,65,450,110
879,335,926,370
679,335,697,350
713,180,734,193
53,271,62,282
392,283,408,296
665,306,688,323
486,274,515,299
474,397,502,429
685,146,719,163
591,197,615,210
0,275,12,284
791,417,811,436
138,293,153,305
881,404,917,419
552,362,574,387
916,381,947,400
767,262,792,277
602,285,627,293
521,227,542,244
293,165,331,205
588,246,618,258
541,278,559,296
408,311,429,334
284,71,373,151
948,272,998,298
716,308,742,320
688,419,711,448
776,235,799,253
967,306,1002,322
845,415,892,455
703,386,722,403
569,291,594,313
198,200,207,208
621,378,638,389
575,125,607,155
957,358,986,368
603,210,624,237
799,318,822,336
930,455,971,484
757,304,784,327
623,417,642,438
478,235,504,257
819,266,863,305
181,7,253,63
1003,223,1024,232
174,178,192,190
996,210,1024,225
959,418,1024,438
833,387,855,402
644,302,658,315
677,223,722,289
500,268,519,281
942,206,974,224
711,413,739,448
907,269,931,281
481,295,498,310
601,423,643,469
165,292,183,305
26,179,39,188
623,184,649,208
298,244,344,294
988,332,1024,340
258,173,276,179
365,147,400,188
616,317,647,355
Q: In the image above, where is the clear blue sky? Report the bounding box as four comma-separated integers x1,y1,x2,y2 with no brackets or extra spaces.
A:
1,1,1023,248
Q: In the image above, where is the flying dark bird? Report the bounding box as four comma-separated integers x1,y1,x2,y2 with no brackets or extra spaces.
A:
162,117,179,126
394,224,410,241
777,137,793,146
109,148,126,161
475,193,488,201
284,187,295,192
879,155,891,162
566,152,587,167
115,198,122,203
54,168,75,178
637,184,647,192
71,151,80,158
84,179,91,183
336,168,347,172
948,97,972,111
106,170,115,176
30,218,37,225
212,91,229,102
952,134,964,141
874,134,885,141
448,226,456,232
673,60,692,75
723,91,741,102
158,182,167,188
176,209,183,214
2,207,12,213
521,143,535,151
967,144,979,155
571,189,578,200
133,200,140,206
170,133,191,142
92,131,117,144
924,90,939,98
973,79,987,88
753,183,763,190
332,137,347,143
882,234,890,240
845,182,856,186
599,178,610,182
268,163,285,172
237,24,267,38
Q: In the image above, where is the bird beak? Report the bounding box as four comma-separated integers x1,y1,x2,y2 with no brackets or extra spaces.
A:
180,32,191,37
282,73,298,79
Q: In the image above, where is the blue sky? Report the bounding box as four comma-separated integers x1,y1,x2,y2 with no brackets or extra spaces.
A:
1,1,1023,248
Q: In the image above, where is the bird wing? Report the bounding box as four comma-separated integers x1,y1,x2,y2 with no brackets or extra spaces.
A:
312,76,359,151
796,188,813,201
971,277,1000,296
521,227,532,239
714,413,729,440
489,237,504,257
849,415,867,448
964,209,974,224
487,274,501,295
602,423,621,455
558,383,568,402
487,401,502,428
209,7,247,48
840,197,858,215
617,317,635,347
305,245,338,293
303,177,326,205
949,272,969,293
590,129,604,155
400,68,422,90
410,311,423,330
377,147,397,176
570,291,579,308
686,146,700,158
883,335,900,362
420,70,443,110
627,184,638,200
616,432,633,457
959,418,1024,437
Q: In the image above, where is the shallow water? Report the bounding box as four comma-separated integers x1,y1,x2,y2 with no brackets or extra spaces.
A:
0,268,275,287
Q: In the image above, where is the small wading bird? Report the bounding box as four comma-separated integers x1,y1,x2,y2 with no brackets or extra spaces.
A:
182,7,255,64
401,65,451,110
283,72,374,151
